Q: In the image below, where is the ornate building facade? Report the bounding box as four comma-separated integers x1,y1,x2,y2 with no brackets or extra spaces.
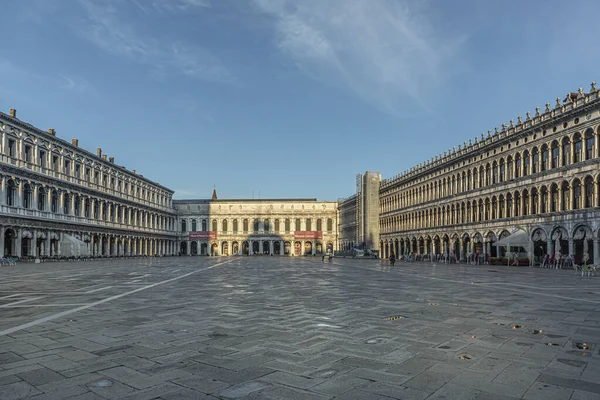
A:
174,196,338,256
379,83,600,266
0,109,178,258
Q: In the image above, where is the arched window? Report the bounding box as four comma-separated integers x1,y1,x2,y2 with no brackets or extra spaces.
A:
38,187,46,211
572,179,581,210
222,219,228,232
181,219,187,232
492,162,498,184
84,199,90,218
522,190,529,216
507,157,514,180
491,197,497,219
306,219,312,231
295,218,301,231
531,148,538,174
531,188,538,214
51,190,59,213
484,199,490,220
243,219,248,232
263,219,269,232
585,177,594,207
523,151,530,176
561,182,569,211
233,219,238,232
562,137,571,165
23,183,32,209
461,172,466,192
192,219,197,231
6,179,16,206
274,219,279,232
585,129,595,160
551,185,559,212
506,193,513,217
253,219,259,232
540,187,548,213
514,192,521,216
285,219,290,233
202,219,207,231
498,195,504,218
466,202,471,223
212,219,217,232
499,159,505,182
101,202,107,220
63,193,70,215
541,145,548,172
75,195,81,215
316,218,322,231
574,132,583,163
327,218,333,232
485,164,491,186
551,141,559,168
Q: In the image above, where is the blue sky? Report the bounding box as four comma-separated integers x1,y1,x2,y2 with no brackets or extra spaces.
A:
3,0,600,200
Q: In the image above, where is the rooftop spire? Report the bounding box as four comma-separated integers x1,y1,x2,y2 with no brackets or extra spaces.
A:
212,186,217,200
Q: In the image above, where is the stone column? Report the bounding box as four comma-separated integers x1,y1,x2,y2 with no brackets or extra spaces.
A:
546,239,553,256
280,240,284,255
459,239,464,261
57,233,62,256
187,240,191,255
259,240,263,254
15,228,22,257
593,239,599,266
0,229,4,257
568,238,574,258
270,240,274,255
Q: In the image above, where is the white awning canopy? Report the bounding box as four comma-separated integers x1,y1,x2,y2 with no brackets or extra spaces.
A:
493,230,529,248
60,234,90,257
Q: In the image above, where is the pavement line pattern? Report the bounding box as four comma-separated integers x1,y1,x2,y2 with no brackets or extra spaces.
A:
336,261,600,304
85,286,113,293
0,297,43,308
0,259,235,336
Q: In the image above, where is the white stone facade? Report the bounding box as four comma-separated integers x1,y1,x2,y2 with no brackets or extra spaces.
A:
379,84,600,266
174,199,338,256
0,110,178,258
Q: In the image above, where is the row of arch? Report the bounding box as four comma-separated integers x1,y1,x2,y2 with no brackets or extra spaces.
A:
179,240,334,256
381,175,600,233
1,131,171,207
2,177,175,232
2,226,177,258
382,127,600,212
180,217,334,234
380,223,600,265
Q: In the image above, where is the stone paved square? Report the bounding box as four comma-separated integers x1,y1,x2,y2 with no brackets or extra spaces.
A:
1,257,600,399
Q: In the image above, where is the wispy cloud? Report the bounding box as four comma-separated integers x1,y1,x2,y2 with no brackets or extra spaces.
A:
76,0,235,84
57,75,96,94
253,0,466,116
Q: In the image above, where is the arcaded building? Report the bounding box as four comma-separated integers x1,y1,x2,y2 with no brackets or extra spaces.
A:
379,83,600,265
174,193,338,256
0,109,178,258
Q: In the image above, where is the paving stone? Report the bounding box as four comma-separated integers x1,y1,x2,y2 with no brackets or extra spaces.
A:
0,381,42,400
16,367,65,386
259,371,325,390
171,376,230,394
403,370,456,393
359,381,429,399
2,258,600,399
522,381,574,400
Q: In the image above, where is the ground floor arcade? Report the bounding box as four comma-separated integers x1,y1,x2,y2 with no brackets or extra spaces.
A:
380,217,600,266
1,221,177,259
179,237,335,256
